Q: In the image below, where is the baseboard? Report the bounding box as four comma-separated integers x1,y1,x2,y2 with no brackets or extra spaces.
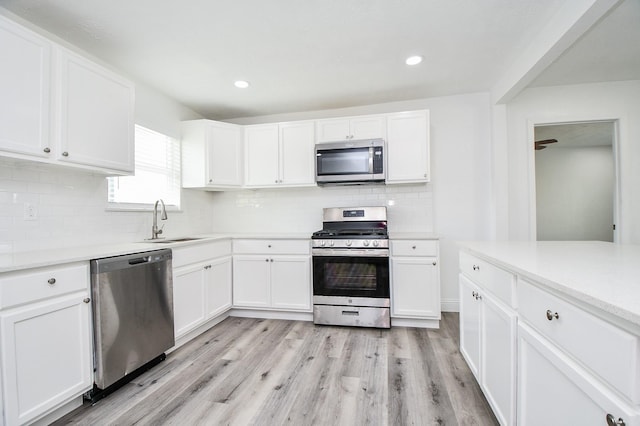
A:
441,298,459,312
391,317,440,329
230,308,313,322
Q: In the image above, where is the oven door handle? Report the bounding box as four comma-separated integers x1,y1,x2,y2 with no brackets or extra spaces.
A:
312,249,389,258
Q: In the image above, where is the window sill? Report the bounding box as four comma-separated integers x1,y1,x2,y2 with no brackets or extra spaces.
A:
106,203,183,213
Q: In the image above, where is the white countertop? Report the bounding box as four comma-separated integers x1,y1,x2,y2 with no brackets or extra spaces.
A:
388,232,439,240
459,241,640,327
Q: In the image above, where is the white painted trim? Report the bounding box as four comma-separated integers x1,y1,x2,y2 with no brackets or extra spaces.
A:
526,114,624,242
441,298,459,312
230,308,313,322
29,397,83,426
170,312,231,352
391,317,440,329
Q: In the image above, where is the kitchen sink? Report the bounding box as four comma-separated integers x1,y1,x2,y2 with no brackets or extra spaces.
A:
143,237,204,243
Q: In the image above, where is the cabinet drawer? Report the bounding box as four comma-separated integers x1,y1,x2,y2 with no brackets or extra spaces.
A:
518,279,640,404
391,240,437,257
233,239,310,255
0,262,89,309
459,251,515,307
172,239,232,267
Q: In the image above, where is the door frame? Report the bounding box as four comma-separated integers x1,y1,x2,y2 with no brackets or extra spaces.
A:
526,115,623,243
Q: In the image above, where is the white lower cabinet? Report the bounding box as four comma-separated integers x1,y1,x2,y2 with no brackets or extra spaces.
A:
390,239,440,324
0,263,92,426
518,323,639,426
172,241,232,341
459,248,640,426
233,240,311,311
459,262,517,426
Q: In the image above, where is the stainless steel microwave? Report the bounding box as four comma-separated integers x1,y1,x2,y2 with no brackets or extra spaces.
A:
315,139,385,185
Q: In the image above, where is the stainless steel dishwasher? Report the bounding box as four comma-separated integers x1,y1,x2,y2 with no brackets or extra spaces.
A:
89,248,174,401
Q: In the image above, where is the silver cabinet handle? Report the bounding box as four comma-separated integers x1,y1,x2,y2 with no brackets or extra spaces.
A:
606,414,626,426
83,298,91,303
472,265,480,271
432,261,437,266
546,310,559,321
48,278,56,285
62,151,69,157
412,245,416,249
43,147,50,153
265,259,269,262
268,244,272,248
270,259,274,262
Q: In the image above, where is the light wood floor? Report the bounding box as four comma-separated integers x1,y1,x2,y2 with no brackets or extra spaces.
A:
54,313,497,425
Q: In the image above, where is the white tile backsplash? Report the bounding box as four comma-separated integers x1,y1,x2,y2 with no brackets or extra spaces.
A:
210,183,433,234
0,158,215,253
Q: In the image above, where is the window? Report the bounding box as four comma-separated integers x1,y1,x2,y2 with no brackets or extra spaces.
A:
108,125,181,209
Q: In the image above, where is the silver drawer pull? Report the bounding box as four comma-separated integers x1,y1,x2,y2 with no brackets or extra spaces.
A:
47,278,56,285
342,311,359,316
83,298,91,304
472,265,480,271
62,151,69,157
43,147,50,153
412,245,416,249
606,414,626,426
546,310,560,321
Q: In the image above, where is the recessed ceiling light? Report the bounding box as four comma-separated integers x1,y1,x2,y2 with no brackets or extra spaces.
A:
234,80,249,88
405,55,423,66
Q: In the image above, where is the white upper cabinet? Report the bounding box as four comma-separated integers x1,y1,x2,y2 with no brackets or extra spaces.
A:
386,110,430,184
0,15,134,175
181,119,243,189
316,115,386,142
245,121,316,188
55,47,135,174
0,15,51,158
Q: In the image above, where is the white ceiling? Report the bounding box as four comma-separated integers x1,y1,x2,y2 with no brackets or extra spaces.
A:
1,0,638,120
535,122,614,148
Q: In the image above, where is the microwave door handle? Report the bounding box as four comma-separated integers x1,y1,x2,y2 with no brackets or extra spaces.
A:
369,147,374,173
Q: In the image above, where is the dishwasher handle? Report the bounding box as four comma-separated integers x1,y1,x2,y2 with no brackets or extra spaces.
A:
128,256,150,265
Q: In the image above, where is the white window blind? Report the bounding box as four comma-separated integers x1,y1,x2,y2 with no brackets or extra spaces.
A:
108,125,181,207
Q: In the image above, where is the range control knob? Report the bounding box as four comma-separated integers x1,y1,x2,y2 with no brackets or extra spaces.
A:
363,240,370,247
321,240,326,247
330,241,335,247
373,240,379,247
346,240,352,247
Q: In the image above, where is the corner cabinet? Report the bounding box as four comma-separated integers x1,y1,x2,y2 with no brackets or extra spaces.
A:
386,110,430,184
172,240,233,345
181,120,243,189
232,239,311,311
0,15,134,175
244,121,316,188
390,238,440,328
0,262,93,426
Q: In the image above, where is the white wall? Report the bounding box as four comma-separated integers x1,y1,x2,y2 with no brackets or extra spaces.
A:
503,80,640,243
535,145,614,241
220,92,494,311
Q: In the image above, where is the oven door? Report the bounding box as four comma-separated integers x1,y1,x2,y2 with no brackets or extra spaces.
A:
312,248,390,299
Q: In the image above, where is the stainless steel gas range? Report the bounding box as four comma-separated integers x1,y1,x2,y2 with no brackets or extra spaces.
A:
311,206,390,328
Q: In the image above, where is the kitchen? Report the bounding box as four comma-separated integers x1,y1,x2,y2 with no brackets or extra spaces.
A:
1,0,640,425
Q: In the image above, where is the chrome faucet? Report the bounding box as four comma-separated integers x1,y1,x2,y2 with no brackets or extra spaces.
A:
151,199,168,239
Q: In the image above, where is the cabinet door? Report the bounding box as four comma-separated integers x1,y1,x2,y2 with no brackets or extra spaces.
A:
386,111,429,183
207,122,242,187
482,294,517,426
0,293,92,426
205,256,232,318
316,118,351,142
459,274,481,380
518,324,639,426
55,47,134,173
270,256,311,311
173,263,206,337
391,257,439,318
233,256,270,307
279,121,316,186
0,16,51,158
350,115,386,140
244,124,279,186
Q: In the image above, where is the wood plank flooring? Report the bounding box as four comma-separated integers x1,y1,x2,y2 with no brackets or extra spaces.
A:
53,313,497,425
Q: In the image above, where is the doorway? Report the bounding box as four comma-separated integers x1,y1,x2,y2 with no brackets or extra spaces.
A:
534,121,615,242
